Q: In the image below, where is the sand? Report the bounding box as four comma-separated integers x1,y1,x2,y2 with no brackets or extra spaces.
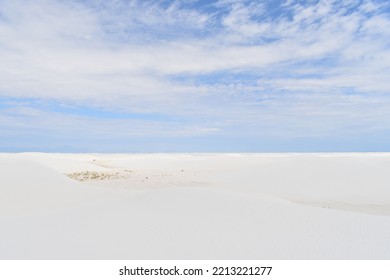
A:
0,153,389,259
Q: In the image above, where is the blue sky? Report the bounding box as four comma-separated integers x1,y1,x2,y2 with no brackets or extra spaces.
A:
1,0,390,152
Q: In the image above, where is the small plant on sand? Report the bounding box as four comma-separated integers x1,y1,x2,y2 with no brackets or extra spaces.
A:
65,170,132,182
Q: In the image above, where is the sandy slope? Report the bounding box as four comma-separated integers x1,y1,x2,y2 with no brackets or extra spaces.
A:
1,153,390,259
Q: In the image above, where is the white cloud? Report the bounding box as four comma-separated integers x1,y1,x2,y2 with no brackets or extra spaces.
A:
0,0,390,145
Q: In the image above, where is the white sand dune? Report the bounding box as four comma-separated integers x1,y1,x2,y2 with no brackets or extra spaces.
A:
1,153,390,259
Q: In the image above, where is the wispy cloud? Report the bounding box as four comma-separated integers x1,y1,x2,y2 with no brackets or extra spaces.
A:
0,0,390,151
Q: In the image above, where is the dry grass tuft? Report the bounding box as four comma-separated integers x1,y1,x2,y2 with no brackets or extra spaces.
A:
65,170,132,182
